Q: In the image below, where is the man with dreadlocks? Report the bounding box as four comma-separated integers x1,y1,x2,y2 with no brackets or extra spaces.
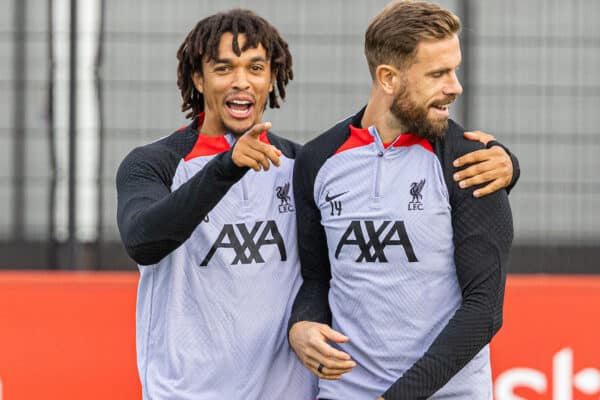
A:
116,7,517,400
116,9,315,399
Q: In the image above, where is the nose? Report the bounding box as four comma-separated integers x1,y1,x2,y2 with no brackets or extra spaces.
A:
443,71,463,96
232,68,250,90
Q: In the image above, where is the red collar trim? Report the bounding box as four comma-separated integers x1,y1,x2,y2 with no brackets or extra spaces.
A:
335,124,433,154
335,125,375,154
184,113,270,161
184,134,231,161
392,132,433,152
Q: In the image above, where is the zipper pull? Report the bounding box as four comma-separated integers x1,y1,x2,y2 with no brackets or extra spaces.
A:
368,125,386,157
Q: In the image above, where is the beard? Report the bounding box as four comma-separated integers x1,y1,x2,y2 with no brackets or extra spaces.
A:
390,84,456,141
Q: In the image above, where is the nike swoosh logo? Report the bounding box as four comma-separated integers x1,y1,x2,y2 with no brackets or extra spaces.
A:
325,191,348,202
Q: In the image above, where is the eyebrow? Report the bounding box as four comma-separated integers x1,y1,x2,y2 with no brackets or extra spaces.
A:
427,62,461,75
428,68,452,75
211,56,269,64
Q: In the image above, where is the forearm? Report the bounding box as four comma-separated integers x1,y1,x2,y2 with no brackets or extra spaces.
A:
288,202,333,330
117,150,247,265
289,278,331,330
383,186,512,398
382,270,503,399
289,146,333,331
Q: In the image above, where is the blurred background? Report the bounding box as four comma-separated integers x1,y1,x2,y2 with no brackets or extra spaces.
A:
1,0,598,272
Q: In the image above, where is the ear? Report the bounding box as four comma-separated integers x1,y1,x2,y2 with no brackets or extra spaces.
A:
192,72,204,93
375,64,400,95
269,70,275,93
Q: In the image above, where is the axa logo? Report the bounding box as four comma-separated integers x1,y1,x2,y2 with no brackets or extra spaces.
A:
335,220,418,263
495,348,600,399
408,179,425,211
276,182,295,213
200,220,286,266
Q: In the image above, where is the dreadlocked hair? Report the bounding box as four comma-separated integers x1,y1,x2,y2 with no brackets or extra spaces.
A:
176,9,294,119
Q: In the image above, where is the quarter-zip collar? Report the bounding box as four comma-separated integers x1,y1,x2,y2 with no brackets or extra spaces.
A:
184,113,272,161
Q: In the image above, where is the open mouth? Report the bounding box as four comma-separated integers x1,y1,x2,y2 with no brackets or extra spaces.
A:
432,103,450,111
430,102,451,117
226,98,255,119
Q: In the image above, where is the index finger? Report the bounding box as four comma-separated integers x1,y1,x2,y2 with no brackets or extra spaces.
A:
244,121,272,138
453,148,492,167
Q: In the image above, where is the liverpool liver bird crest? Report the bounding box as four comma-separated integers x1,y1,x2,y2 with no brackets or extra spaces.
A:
410,179,426,203
276,183,291,206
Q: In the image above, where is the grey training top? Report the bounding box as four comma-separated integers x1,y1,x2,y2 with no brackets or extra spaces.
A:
117,114,317,400
290,107,514,399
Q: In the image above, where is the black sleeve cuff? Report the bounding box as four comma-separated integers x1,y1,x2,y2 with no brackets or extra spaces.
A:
215,144,250,180
486,140,520,194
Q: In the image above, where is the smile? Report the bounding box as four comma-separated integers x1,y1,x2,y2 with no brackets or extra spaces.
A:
430,103,450,117
226,98,255,119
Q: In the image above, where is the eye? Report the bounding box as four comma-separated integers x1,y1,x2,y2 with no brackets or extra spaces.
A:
431,71,443,78
214,65,231,73
250,64,265,72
